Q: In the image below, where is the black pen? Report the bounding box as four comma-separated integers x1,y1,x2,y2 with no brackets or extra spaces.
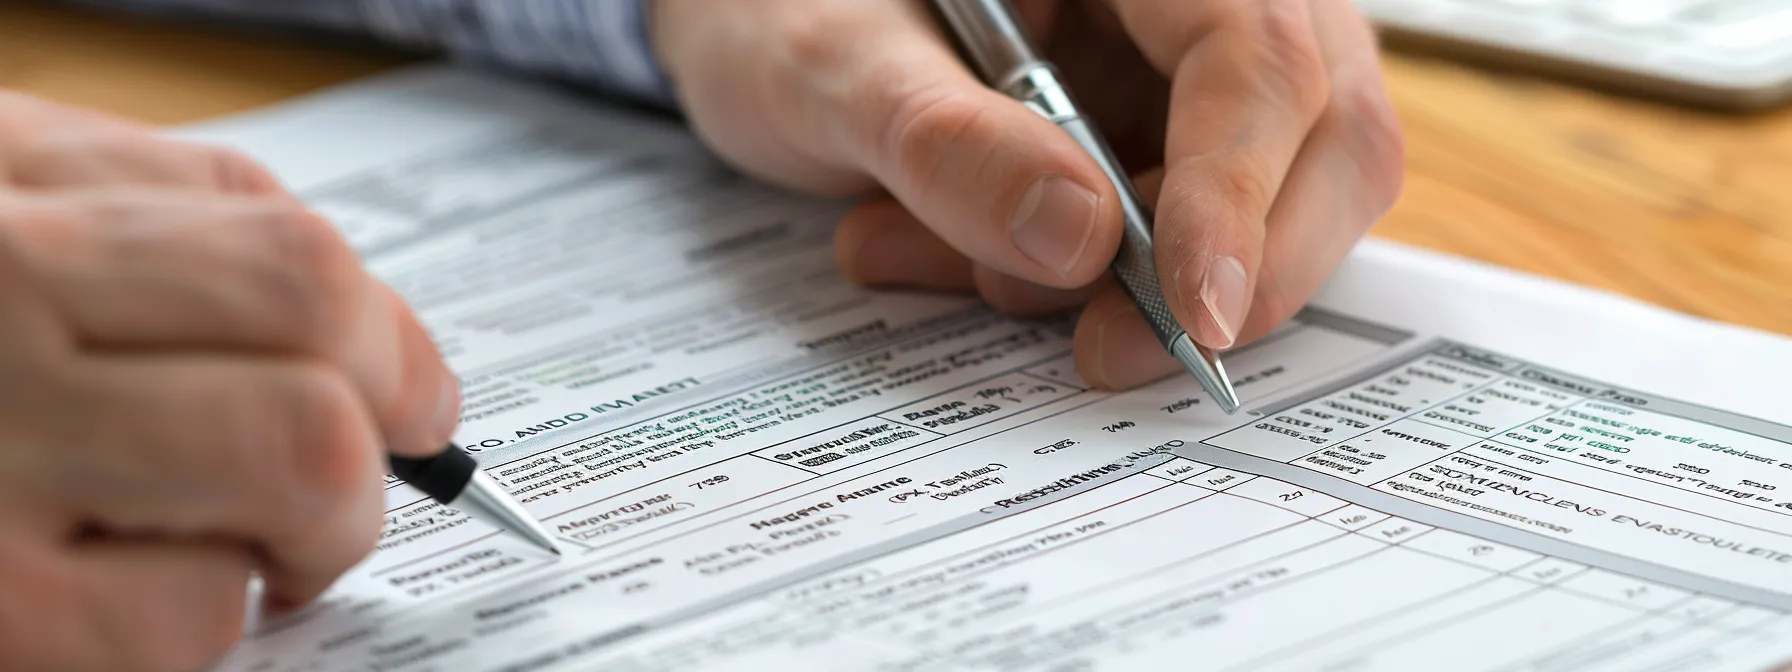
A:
389,444,561,555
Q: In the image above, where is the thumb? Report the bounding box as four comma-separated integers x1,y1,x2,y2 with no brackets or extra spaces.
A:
837,33,1125,290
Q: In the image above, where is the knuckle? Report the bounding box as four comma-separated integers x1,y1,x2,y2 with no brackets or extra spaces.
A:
878,83,993,185
277,365,379,501
257,204,363,349
781,11,856,77
1338,86,1408,218
7,127,106,184
10,120,150,177
1110,1,1224,71
207,146,280,194
1243,0,1331,118
0,95,116,163
268,365,383,582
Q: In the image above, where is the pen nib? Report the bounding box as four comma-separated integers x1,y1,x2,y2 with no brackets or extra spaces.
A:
458,471,566,557
1171,334,1241,414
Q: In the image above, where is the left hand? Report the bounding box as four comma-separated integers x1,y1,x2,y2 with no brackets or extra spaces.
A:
0,91,459,671
650,0,1405,389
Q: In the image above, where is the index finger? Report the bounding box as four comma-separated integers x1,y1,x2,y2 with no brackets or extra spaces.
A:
8,189,458,458
1105,0,1332,350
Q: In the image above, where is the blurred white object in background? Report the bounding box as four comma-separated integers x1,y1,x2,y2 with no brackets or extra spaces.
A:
1354,0,1792,108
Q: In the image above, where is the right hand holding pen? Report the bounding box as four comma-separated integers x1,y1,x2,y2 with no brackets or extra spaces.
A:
651,0,1406,390
0,92,460,671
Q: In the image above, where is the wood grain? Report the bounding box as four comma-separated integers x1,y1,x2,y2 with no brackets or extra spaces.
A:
1373,54,1792,337
3,1,1789,337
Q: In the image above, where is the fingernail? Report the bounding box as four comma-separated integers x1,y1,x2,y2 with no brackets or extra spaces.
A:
1092,305,1180,389
1199,256,1249,350
1011,175,1099,277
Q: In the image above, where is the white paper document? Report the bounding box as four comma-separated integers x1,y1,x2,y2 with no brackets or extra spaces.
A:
174,66,1792,672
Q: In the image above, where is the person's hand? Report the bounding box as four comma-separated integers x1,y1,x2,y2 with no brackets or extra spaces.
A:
0,92,460,671
651,0,1404,389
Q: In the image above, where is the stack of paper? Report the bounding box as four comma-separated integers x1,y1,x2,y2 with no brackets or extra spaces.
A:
175,66,1792,672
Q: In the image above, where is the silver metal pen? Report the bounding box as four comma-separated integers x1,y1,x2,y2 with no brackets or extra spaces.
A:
390,445,562,555
931,0,1243,413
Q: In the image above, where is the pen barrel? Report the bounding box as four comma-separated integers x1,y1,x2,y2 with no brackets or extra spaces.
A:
932,0,1196,354
931,0,1040,84
1057,116,1187,348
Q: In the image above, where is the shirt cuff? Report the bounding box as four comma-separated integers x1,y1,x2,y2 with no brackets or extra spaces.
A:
364,0,680,112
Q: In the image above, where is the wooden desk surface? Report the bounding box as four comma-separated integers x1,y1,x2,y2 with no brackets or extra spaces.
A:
3,2,1790,338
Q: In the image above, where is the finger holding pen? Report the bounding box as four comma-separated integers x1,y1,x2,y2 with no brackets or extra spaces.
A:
1107,0,1405,352
649,0,1404,394
658,0,1129,291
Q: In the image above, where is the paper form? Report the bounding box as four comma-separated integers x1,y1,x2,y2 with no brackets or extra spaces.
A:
171,66,1792,672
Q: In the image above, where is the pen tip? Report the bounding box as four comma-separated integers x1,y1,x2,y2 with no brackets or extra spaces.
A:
1170,334,1242,414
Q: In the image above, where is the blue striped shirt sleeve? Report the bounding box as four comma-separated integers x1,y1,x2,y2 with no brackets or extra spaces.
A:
55,0,677,108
